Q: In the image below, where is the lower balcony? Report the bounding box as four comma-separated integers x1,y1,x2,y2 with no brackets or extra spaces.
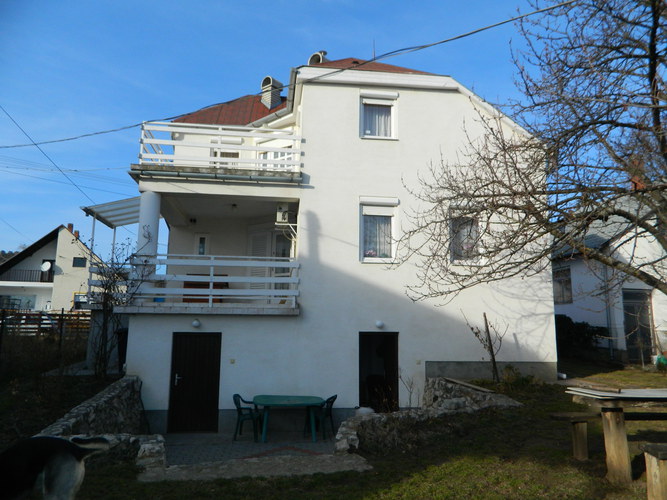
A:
89,254,300,316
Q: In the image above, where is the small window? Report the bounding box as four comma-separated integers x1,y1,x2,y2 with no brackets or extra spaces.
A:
72,257,87,268
363,104,392,137
450,217,479,261
553,267,573,304
360,92,397,139
360,198,399,262
194,234,209,256
210,137,241,167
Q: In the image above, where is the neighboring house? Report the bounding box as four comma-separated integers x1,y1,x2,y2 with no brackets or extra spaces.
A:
85,52,557,433
0,224,92,312
552,199,667,364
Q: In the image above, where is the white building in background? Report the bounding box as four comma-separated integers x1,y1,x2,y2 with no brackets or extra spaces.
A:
553,200,667,364
86,53,557,433
0,224,92,312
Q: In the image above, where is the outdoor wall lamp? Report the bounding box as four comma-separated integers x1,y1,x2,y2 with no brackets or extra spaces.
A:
375,320,384,329
191,319,201,328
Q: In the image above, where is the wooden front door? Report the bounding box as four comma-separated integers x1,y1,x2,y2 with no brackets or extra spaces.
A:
168,332,221,432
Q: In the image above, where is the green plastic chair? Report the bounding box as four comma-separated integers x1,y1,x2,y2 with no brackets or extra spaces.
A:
305,394,337,440
233,393,261,442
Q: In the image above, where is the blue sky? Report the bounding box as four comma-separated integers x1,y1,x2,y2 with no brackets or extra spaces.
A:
0,0,534,256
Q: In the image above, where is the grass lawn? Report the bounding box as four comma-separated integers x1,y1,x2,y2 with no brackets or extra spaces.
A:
3,360,665,499
75,361,667,500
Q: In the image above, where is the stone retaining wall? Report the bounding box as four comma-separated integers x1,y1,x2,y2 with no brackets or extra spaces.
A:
335,378,521,454
39,376,146,436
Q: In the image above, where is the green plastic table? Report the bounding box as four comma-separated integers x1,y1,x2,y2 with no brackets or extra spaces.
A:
253,395,324,443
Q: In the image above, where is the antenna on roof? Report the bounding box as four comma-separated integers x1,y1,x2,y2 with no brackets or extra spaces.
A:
373,40,376,59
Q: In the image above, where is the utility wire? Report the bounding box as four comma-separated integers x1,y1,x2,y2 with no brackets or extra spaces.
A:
0,105,96,204
0,0,576,150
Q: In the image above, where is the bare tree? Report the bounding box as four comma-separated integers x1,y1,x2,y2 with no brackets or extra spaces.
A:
400,0,667,300
465,312,506,383
88,240,149,377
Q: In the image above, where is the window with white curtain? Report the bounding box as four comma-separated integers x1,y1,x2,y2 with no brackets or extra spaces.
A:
360,92,397,139
360,198,399,262
363,104,392,137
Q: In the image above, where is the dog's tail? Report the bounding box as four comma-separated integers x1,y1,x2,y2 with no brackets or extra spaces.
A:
69,437,110,460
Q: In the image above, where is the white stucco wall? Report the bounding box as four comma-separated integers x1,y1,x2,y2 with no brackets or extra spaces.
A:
126,72,557,413
51,229,91,310
555,242,667,354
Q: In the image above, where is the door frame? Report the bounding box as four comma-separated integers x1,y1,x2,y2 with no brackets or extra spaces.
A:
359,331,399,412
167,332,222,432
622,289,654,364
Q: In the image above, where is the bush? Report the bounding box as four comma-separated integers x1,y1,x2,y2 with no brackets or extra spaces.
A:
555,314,607,358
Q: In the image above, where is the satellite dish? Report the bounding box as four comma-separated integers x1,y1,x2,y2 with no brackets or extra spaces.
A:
40,261,52,272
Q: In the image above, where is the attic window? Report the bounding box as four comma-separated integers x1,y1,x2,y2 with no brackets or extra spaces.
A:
360,91,398,140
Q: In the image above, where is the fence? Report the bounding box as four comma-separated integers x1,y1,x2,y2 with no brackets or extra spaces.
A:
0,309,91,377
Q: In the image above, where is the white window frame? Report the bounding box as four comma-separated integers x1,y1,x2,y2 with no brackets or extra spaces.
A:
360,197,399,263
360,91,398,140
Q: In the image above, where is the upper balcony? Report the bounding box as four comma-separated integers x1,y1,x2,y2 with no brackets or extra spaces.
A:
131,121,302,183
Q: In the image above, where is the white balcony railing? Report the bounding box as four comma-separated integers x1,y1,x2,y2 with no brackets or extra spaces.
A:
138,121,302,175
89,254,300,312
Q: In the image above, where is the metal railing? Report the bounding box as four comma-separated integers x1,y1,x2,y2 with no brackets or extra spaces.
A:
89,254,300,310
0,269,53,283
137,121,302,174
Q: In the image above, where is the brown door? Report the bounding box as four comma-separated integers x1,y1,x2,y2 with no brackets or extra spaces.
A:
359,332,399,412
168,332,221,432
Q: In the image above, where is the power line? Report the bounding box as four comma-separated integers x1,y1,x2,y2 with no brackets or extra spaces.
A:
1,168,134,196
0,105,96,204
0,216,30,239
0,0,576,150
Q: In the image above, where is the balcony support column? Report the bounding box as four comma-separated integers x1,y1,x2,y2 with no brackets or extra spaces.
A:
137,190,161,257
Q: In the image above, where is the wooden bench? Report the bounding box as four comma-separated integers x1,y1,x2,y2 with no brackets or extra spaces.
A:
640,443,667,500
552,411,667,461
551,412,601,460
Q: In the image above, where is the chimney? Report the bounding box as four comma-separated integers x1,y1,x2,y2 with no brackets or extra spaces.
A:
74,230,80,240
67,223,74,233
260,76,283,110
629,157,646,190
307,50,329,65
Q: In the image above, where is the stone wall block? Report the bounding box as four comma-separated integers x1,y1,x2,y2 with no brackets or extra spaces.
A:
334,378,521,455
39,376,146,437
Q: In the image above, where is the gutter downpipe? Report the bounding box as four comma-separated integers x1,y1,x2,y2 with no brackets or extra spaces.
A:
602,263,615,360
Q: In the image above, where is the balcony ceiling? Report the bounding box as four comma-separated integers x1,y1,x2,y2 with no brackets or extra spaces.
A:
83,194,297,229
161,193,296,226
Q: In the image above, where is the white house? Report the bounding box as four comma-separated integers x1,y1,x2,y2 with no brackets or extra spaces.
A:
553,197,667,364
0,224,92,312
87,53,557,433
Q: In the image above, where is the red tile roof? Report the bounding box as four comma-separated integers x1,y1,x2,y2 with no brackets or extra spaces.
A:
310,57,432,75
172,57,429,126
174,95,287,126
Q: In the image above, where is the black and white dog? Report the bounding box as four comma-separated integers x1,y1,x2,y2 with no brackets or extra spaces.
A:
0,436,109,500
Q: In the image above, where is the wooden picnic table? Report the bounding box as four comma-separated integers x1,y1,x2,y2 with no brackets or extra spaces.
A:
566,386,667,484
